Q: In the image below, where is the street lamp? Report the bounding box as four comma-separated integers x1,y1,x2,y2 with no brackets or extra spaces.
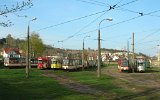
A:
157,45,160,67
58,40,64,57
97,18,112,78
127,37,131,61
26,17,37,78
58,40,64,49
82,35,90,70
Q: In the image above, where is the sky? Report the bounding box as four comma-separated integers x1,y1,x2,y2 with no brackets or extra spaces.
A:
1,0,160,56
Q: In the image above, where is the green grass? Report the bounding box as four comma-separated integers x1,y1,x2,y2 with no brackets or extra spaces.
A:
53,67,160,99
0,68,96,100
1,67,159,100
54,70,133,98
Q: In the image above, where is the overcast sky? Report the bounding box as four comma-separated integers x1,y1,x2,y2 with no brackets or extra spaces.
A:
1,0,160,56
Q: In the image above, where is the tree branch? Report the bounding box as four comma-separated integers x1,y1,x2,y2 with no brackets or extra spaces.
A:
0,0,33,27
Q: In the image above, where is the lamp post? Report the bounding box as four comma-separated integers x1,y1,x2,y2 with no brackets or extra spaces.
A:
131,32,135,72
127,37,131,65
58,40,63,49
157,45,160,67
82,36,90,70
26,17,37,78
97,18,112,78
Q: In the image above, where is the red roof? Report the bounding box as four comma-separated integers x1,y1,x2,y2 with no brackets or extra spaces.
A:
3,48,21,55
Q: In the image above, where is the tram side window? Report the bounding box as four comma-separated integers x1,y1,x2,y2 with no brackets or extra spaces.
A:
63,59,69,66
122,61,128,66
138,63,144,66
38,60,43,64
52,61,57,64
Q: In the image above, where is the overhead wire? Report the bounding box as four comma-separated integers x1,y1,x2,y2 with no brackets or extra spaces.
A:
76,9,160,37
135,41,160,53
149,14,160,18
60,0,140,42
136,40,160,46
76,0,160,54
110,0,124,9
37,0,156,46
111,2,160,45
36,0,139,32
116,8,143,15
89,0,110,6
135,29,160,44
78,0,142,17
62,8,111,42
79,15,141,36
115,0,139,8
36,10,108,31
115,0,124,5
76,0,108,7
104,9,160,30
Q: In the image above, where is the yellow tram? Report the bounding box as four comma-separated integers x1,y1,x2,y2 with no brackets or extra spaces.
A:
51,57,62,69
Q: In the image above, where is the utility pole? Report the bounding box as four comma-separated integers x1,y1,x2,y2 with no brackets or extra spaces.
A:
127,38,130,66
26,17,37,78
26,24,30,78
82,36,90,71
132,32,135,72
97,18,112,78
97,29,101,78
82,39,84,70
157,45,160,67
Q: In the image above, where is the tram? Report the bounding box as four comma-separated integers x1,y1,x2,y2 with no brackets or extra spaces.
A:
51,57,62,69
4,57,26,67
118,59,130,72
62,58,82,70
4,57,38,68
37,57,51,69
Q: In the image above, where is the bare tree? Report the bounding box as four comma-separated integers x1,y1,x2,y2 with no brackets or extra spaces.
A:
0,0,33,27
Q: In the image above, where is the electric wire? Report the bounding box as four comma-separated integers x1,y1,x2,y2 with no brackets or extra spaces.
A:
136,40,160,46
115,0,139,8
149,14,160,18
103,9,160,30
79,15,142,36
135,29,160,44
111,0,125,9
89,0,110,6
36,0,159,48
77,9,160,37
116,8,143,15
59,0,139,42
62,8,111,42
36,0,139,32
36,10,108,31
115,0,124,6
76,0,108,7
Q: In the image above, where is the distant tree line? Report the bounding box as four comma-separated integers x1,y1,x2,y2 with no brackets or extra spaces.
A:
0,33,74,58
0,32,44,58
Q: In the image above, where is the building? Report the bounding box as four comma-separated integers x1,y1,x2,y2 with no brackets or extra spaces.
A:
1,48,21,58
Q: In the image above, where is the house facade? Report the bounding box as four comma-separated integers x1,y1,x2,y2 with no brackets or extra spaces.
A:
1,48,21,58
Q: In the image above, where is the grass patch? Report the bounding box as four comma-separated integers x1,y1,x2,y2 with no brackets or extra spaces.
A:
1,67,159,99
0,68,96,100
54,70,133,98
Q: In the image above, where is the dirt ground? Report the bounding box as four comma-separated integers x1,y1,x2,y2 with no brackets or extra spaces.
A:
42,70,103,96
102,66,160,99
42,66,160,99
102,66,160,88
